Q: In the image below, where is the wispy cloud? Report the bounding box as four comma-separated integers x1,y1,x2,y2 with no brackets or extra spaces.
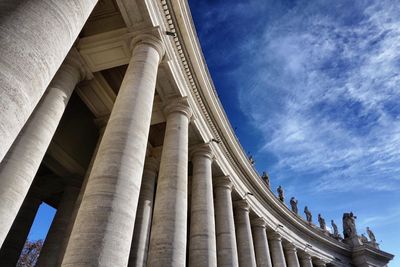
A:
225,0,400,192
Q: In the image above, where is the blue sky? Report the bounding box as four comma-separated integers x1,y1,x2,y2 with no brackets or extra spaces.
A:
188,0,399,265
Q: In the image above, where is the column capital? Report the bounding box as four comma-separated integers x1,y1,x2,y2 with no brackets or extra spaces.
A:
144,157,159,172
283,242,297,253
130,28,166,61
163,97,192,119
213,176,234,191
251,217,267,228
234,199,250,212
190,143,214,160
64,48,92,81
298,252,312,261
268,231,282,241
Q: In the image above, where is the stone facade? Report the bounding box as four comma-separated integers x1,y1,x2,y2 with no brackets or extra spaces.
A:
0,0,394,266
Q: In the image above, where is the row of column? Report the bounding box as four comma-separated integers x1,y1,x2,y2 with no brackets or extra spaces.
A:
0,20,330,266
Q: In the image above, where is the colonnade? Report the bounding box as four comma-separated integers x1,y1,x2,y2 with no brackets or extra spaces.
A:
0,1,343,266
0,28,330,266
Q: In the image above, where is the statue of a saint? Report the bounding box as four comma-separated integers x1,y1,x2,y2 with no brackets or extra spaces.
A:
331,220,339,238
277,185,284,202
366,227,376,243
290,197,298,214
343,212,357,239
261,171,270,188
249,155,255,165
304,206,312,223
318,214,326,230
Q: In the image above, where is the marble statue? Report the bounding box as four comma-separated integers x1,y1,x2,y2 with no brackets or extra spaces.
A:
343,212,357,239
290,197,298,214
304,206,312,223
367,227,376,243
249,155,255,165
331,220,340,238
318,214,326,230
277,185,284,202
261,171,270,188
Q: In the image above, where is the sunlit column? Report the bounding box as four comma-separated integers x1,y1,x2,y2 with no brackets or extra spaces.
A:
62,34,165,267
147,98,192,267
251,218,273,267
0,0,97,162
234,200,257,267
0,51,86,247
298,253,313,267
214,176,239,267
283,243,300,267
189,143,217,267
268,231,287,267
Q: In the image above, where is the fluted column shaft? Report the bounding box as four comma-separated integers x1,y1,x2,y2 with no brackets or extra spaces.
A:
283,243,300,267
251,218,273,267
189,144,217,267
36,186,80,267
0,194,41,267
62,36,165,267
0,0,97,162
148,98,192,267
214,177,239,267
298,254,313,267
0,53,85,247
268,232,287,267
234,200,257,267
128,157,159,267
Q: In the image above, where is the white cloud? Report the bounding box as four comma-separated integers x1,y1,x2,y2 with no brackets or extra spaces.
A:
234,0,400,192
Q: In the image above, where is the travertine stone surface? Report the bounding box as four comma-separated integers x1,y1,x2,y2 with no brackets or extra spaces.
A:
0,0,97,162
313,258,327,267
251,218,273,267
36,186,80,267
147,98,192,267
214,176,239,267
283,243,300,267
0,53,84,247
0,195,41,267
61,36,164,267
57,127,106,266
129,157,159,267
298,253,313,267
189,144,217,267
234,200,257,267
268,231,287,267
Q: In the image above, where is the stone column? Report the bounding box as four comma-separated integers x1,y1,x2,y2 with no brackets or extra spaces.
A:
313,259,327,267
188,144,217,267
0,0,97,162
234,200,257,267
268,231,287,267
298,253,313,267
61,34,165,267
36,186,80,267
0,194,41,267
283,243,300,267
128,157,159,267
214,176,239,267
57,125,106,266
0,52,86,247
147,98,192,267
251,218,273,267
